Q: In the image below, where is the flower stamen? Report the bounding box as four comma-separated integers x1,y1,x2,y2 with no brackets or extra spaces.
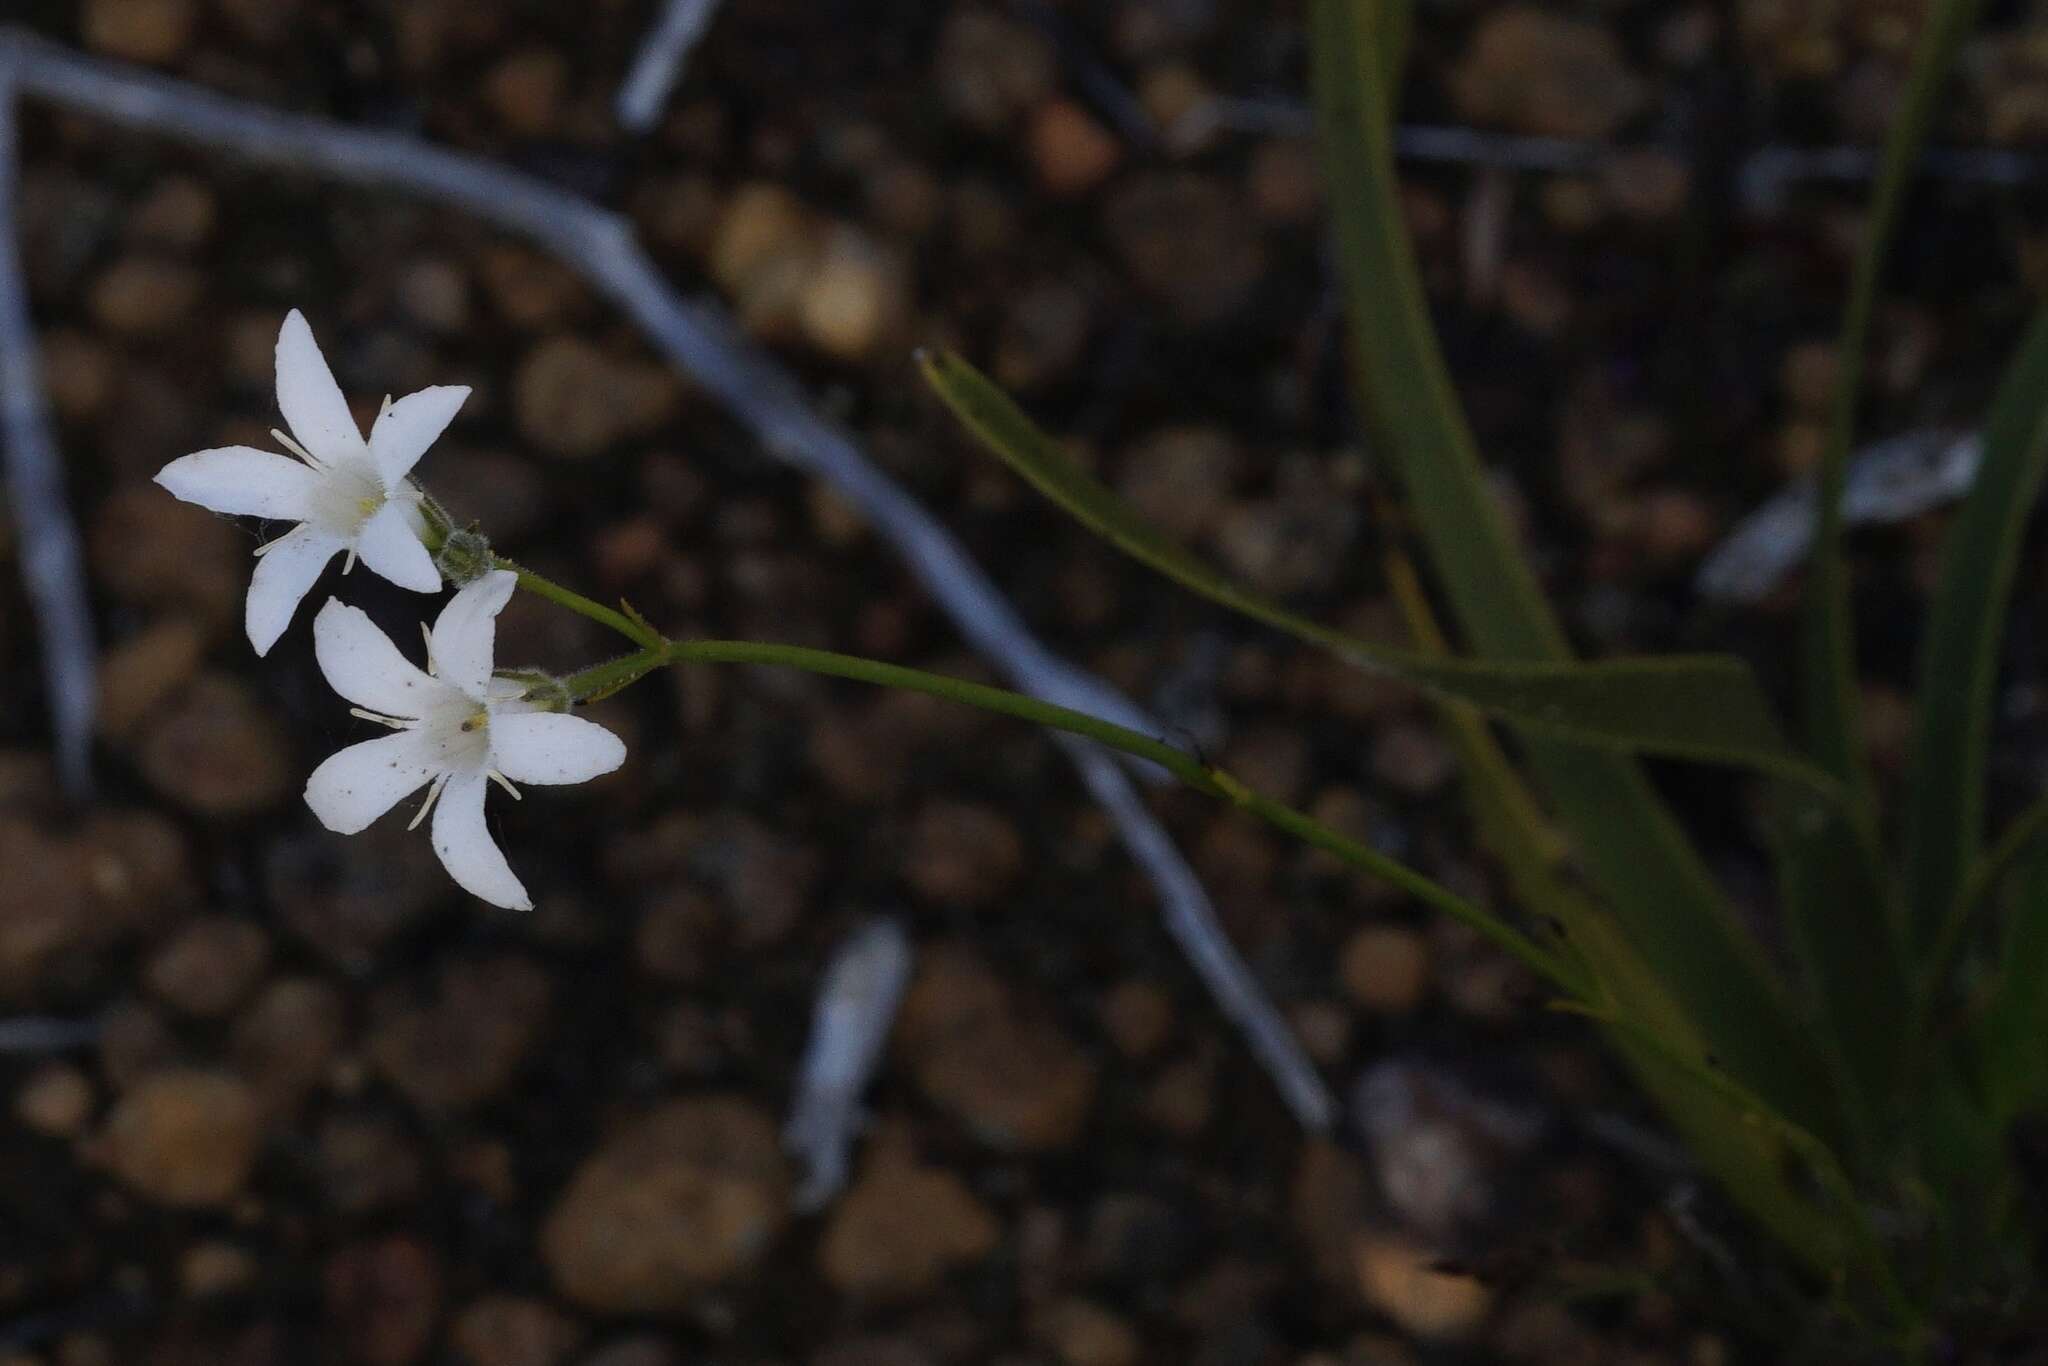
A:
407,772,449,831
271,427,324,468
488,770,522,800
347,706,412,730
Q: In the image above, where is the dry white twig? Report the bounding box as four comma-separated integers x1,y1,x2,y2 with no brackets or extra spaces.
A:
0,68,95,798
614,0,725,134
0,1013,100,1052
1696,428,1982,603
0,28,1337,1132
785,918,914,1209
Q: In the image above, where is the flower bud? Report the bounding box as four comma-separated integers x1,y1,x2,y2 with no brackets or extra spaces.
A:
498,669,574,713
435,527,495,586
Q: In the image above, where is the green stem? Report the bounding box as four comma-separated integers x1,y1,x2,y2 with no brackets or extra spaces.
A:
565,638,1584,995
1915,794,2048,1038
1805,0,1986,813
491,555,661,648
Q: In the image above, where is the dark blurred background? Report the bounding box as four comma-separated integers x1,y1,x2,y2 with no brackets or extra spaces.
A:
2,2,2046,1362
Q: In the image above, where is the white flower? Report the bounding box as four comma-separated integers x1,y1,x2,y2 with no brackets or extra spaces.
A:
302,571,626,911
154,309,468,655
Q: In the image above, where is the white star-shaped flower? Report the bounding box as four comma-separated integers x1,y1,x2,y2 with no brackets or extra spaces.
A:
155,309,467,655
303,570,627,911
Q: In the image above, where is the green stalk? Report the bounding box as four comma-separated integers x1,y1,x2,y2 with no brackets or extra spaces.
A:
1804,0,1986,809
563,638,1582,993
492,554,662,648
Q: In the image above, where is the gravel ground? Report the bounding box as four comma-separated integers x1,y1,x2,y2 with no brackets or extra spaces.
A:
4,2,2048,1363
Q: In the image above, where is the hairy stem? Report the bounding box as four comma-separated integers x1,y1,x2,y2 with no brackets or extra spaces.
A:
495,555,661,648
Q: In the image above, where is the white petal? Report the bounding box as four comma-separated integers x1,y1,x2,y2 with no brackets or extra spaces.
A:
369,385,469,486
303,729,440,835
312,598,461,718
354,500,441,593
154,446,318,520
490,712,627,786
430,768,531,910
245,525,341,656
275,309,367,463
429,569,518,697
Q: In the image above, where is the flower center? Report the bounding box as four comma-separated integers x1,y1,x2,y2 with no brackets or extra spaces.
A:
305,460,386,537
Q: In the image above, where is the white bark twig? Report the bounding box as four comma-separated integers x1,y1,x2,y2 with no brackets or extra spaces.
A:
0,1013,100,1052
614,0,724,134
1696,428,1982,603
0,28,1337,1132
785,918,914,1210
0,67,94,799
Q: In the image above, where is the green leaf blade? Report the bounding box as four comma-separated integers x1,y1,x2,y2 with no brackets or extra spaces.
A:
918,348,1824,783
1803,0,1988,806
1903,310,2048,951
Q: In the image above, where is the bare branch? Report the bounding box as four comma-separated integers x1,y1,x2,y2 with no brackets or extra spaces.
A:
0,71,95,799
615,0,725,134
786,918,914,1210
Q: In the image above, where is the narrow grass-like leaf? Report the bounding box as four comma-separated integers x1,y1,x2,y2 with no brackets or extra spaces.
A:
1774,802,1910,1175
1392,554,1863,1279
1804,0,1987,806
920,349,1828,784
1969,846,2048,1123
1903,310,2048,952
1558,1000,1905,1314
1303,0,1835,1142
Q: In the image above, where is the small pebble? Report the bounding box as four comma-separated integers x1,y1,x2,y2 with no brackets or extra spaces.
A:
81,0,196,63
514,336,679,459
40,329,116,420
1033,1298,1141,1366
89,256,203,336
1369,723,1456,798
96,619,207,743
450,1296,585,1366
903,802,1024,907
145,916,270,1018
1352,1235,1492,1342
15,1064,94,1138
576,1342,679,1366
1104,173,1266,325
896,946,1097,1151
369,957,552,1114
137,673,293,816
317,1112,427,1216
180,1241,258,1298
1098,980,1174,1060
1339,926,1433,1016
1115,426,1240,542
797,227,909,362
1028,100,1121,197
1141,1057,1213,1137
325,1236,442,1366
1449,8,1646,139
542,1097,789,1313
233,976,347,1113
128,177,216,249
485,50,569,137
935,9,1057,133
819,1154,1000,1300
99,1068,262,1207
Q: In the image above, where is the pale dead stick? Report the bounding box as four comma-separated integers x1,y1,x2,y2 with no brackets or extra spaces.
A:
0,67,94,799
615,0,725,134
0,28,1337,1131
